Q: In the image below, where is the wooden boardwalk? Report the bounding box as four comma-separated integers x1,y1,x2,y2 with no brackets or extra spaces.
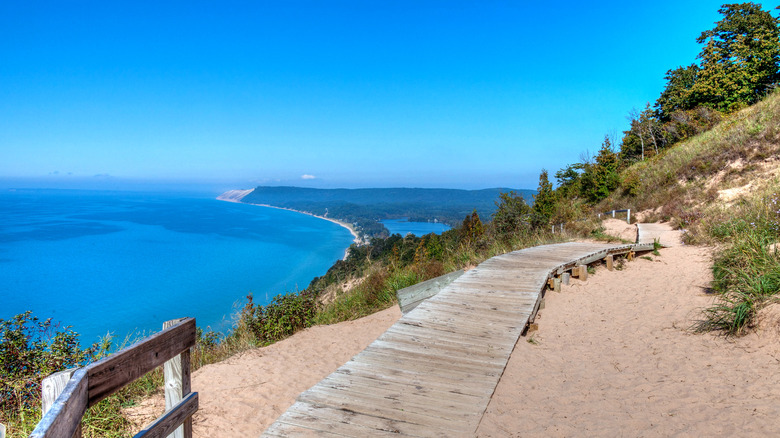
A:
263,241,651,437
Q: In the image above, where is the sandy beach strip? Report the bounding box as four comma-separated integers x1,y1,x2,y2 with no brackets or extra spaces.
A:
216,190,361,258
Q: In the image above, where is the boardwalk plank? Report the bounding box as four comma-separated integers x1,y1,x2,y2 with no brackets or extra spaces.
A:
300,385,480,426
279,401,442,438
367,338,507,368
318,373,483,411
297,387,473,434
376,330,508,361
333,362,495,397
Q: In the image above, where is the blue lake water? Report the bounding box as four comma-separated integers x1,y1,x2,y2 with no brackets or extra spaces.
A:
381,218,451,236
0,189,353,346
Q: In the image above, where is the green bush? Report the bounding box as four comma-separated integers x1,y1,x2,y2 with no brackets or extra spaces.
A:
241,291,317,344
0,312,103,415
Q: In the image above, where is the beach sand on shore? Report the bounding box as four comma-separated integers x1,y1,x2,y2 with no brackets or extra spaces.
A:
216,194,361,258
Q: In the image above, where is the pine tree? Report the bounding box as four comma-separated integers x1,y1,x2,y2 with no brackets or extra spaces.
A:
532,169,555,228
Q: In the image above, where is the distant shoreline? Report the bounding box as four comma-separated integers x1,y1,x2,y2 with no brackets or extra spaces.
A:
216,192,360,260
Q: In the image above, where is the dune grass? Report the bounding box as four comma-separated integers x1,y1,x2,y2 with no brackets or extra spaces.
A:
695,185,780,335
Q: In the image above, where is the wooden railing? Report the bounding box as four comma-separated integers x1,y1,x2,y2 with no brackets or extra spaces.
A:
31,318,198,438
552,208,632,234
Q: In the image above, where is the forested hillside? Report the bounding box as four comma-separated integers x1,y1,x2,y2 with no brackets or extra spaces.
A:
241,186,535,237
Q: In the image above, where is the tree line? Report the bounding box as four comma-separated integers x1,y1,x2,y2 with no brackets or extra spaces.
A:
542,2,779,218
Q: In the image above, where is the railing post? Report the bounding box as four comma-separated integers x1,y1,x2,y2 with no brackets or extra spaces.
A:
627,209,631,224
612,210,615,218
42,368,81,438
163,319,193,438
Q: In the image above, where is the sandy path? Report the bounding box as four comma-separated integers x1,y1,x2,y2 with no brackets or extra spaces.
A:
477,244,780,437
190,306,401,436
124,306,401,436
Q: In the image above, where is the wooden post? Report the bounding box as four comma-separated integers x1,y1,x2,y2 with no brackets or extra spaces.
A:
163,319,193,438
562,272,570,285
605,255,614,271
578,264,588,281
553,277,561,292
42,368,81,438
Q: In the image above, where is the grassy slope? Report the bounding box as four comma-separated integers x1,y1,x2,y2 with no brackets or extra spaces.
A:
603,90,780,334
602,90,780,237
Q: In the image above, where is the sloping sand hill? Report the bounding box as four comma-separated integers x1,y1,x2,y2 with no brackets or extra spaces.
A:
127,227,780,436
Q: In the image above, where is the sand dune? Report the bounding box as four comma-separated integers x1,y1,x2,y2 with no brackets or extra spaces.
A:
127,229,780,436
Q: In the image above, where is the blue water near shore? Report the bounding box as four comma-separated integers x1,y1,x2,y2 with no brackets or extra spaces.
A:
0,189,354,345
381,218,451,236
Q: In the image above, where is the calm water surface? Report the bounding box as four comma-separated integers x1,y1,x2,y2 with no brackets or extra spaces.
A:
381,218,451,236
0,189,353,345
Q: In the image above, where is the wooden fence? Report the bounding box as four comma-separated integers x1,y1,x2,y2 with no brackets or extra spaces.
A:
30,318,198,438
552,208,631,234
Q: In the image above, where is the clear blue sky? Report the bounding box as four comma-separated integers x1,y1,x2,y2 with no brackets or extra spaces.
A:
1,1,776,192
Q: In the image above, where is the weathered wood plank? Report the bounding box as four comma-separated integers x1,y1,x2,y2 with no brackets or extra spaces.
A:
402,307,525,333
134,392,198,438
415,301,531,325
334,362,495,397
296,387,472,435
396,269,465,314
280,401,438,437
41,368,81,438
318,373,483,412
397,318,521,342
377,329,510,361
162,318,193,438
264,421,347,437
423,294,537,314
300,385,481,427
367,338,507,368
87,318,196,406
351,350,501,383
383,324,510,352
30,369,88,438
360,344,505,375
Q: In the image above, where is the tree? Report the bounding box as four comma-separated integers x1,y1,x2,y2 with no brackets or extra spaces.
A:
532,169,555,229
554,163,584,198
580,136,621,203
491,192,531,239
691,3,780,112
622,103,664,161
460,209,484,244
655,64,700,121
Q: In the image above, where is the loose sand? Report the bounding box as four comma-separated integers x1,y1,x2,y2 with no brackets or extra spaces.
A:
127,228,780,436
477,243,780,437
